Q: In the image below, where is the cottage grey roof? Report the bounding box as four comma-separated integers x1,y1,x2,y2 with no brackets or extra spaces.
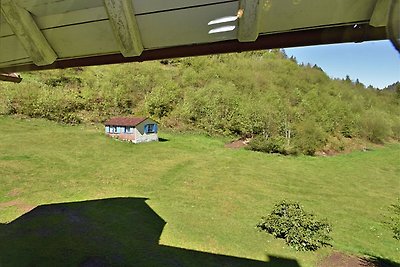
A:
104,117,147,127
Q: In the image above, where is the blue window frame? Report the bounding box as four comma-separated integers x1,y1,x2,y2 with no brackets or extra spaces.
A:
145,124,157,134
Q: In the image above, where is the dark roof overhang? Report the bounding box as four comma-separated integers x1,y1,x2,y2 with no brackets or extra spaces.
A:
0,24,387,73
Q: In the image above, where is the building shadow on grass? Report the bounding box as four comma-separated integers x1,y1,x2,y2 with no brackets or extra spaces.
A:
0,198,300,267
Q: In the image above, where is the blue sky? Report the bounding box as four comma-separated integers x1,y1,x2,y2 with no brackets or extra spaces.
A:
285,40,400,89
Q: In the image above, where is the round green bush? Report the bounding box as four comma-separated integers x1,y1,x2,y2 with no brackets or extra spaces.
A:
257,200,332,251
246,135,288,154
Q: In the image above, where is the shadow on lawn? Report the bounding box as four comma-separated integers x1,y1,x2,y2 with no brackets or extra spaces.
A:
0,197,300,267
361,256,400,267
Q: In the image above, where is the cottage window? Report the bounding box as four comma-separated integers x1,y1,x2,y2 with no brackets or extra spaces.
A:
124,127,132,134
145,124,157,134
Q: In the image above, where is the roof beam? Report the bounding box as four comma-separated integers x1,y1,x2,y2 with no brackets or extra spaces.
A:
104,0,144,57
370,0,392,27
238,0,262,42
0,0,57,66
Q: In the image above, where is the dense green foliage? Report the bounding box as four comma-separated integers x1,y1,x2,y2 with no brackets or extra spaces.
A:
1,50,399,155
257,201,332,251
246,135,288,154
385,199,400,240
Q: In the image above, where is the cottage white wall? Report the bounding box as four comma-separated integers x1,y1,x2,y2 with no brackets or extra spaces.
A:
133,118,158,144
105,125,135,141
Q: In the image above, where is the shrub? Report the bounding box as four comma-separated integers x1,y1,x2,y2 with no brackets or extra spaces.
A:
145,83,180,119
256,200,332,251
44,75,82,87
391,118,400,141
385,199,400,240
360,110,392,143
0,92,10,115
292,119,327,155
246,135,287,154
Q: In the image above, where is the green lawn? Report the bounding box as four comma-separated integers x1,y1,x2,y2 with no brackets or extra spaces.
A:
0,116,399,267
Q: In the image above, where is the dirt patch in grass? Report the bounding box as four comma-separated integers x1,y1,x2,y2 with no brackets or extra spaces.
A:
318,252,370,267
0,200,35,213
225,138,249,149
319,252,399,267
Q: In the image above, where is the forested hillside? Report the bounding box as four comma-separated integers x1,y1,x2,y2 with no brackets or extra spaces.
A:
0,50,399,155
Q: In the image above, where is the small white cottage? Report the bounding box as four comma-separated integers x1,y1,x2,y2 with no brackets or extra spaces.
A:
104,117,158,143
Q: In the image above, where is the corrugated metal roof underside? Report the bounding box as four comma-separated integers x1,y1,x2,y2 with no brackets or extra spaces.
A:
0,0,388,71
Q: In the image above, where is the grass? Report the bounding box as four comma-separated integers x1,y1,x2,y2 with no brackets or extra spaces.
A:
0,116,399,266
